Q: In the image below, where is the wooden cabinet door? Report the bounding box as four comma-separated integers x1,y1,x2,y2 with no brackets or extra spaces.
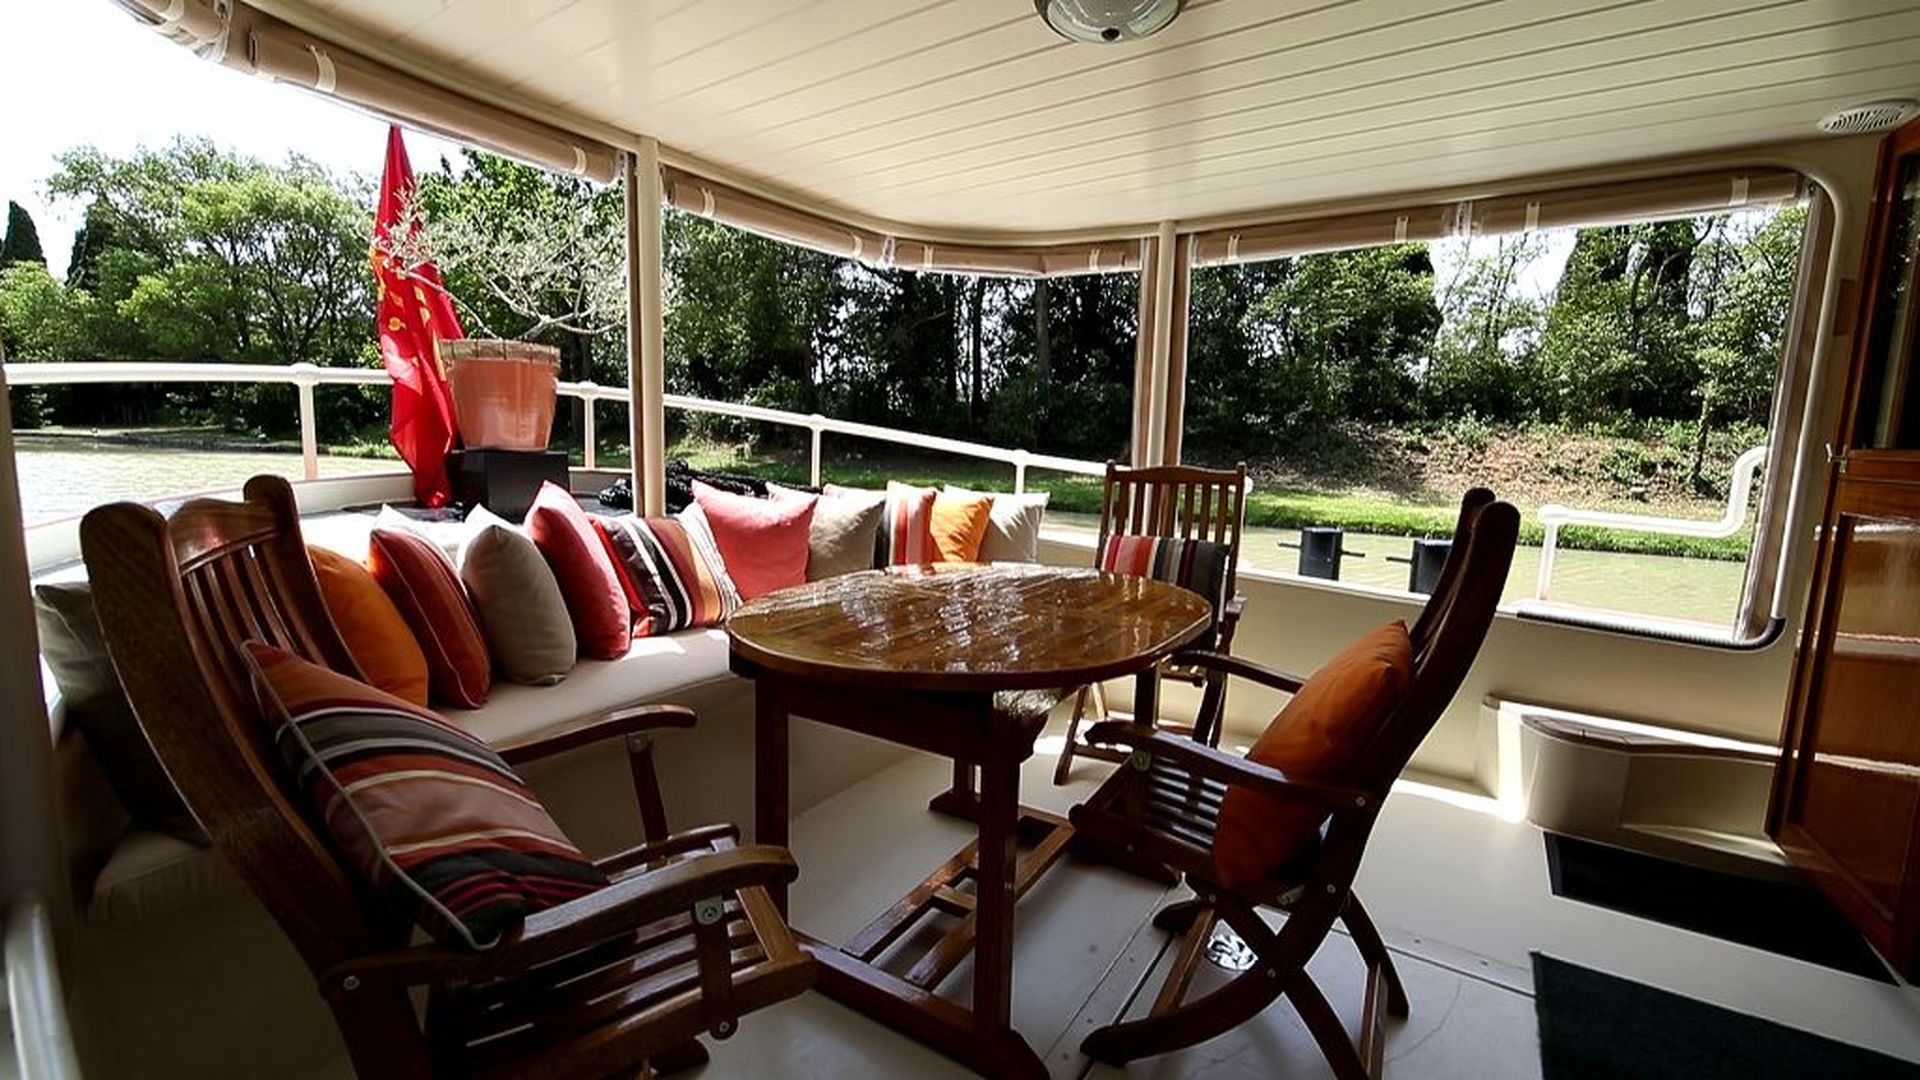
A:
1771,118,1920,978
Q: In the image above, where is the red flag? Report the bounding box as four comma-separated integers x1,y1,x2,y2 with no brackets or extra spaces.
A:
372,126,463,507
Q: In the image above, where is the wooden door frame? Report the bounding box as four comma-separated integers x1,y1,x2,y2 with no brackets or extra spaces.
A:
1769,117,1920,974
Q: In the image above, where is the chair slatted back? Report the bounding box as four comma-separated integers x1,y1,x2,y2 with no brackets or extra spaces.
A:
1095,462,1249,601
1356,494,1517,793
81,476,392,973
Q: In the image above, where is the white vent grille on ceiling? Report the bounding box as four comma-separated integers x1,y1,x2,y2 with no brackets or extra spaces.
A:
1817,100,1918,136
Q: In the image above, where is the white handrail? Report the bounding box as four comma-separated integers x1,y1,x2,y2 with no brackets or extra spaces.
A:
2,361,1105,491
1533,445,1767,601
6,896,84,1080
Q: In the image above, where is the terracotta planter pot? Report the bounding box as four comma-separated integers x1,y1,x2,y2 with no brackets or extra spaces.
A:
442,339,559,451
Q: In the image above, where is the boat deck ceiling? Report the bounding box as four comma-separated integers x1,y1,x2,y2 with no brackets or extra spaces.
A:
262,0,1920,233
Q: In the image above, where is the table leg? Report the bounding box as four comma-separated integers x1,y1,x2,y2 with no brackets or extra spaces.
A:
1133,663,1161,733
973,730,1019,1052
927,760,979,820
754,678,790,915
1123,665,1161,830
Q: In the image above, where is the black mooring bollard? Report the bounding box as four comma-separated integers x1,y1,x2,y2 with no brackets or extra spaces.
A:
1293,526,1346,581
1406,538,1452,594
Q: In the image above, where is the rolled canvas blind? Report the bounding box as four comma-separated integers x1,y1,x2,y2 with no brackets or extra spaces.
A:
1467,169,1803,235
661,166,1143,278
1191,168,1805,267
114,0,619,183
1192,206,1460,267
662,166,885,262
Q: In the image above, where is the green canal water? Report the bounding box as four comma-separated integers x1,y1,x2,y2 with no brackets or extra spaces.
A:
1046,513,1748,627
14,436,400,523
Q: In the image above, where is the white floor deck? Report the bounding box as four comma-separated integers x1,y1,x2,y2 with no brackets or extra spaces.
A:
292,723,1920,1080
701,727,1920,1079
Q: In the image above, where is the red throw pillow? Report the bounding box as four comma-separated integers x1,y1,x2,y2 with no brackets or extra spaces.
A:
367,526,492,709
691,480,816,602
1211,621,1413,887
524,481,631,660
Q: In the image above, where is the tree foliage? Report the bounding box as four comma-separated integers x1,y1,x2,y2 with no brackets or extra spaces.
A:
2,201,46,268
3,138,1806,469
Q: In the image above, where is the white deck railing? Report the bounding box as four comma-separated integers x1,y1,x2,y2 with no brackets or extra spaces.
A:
9,361,1765,594
3,361,1105,492
1532,445,1767,601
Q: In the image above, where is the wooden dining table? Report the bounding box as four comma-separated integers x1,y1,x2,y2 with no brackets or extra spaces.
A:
727,562,1212,1078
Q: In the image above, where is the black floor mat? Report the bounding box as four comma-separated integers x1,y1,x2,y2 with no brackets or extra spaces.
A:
1543,832,1892,983
1533,953,1920,1080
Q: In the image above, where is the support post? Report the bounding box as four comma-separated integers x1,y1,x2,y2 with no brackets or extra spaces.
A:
1146,221,1177,468
625,142,668,516
809,415,824,489
581,390,597,470
1162,233,1192,465
293,364,319,481
1535,522,1559,601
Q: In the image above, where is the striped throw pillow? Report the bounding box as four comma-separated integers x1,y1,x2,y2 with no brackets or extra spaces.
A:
243,641,606,949
881,481,939,566
1098,534,1230,629
594,508,741,636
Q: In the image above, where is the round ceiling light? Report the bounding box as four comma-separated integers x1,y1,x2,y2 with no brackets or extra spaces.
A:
1034,0,1185,44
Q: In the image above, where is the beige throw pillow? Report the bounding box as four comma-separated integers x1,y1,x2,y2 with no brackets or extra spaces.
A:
777,483,885,580
459,505,576,685
945,487,1050,563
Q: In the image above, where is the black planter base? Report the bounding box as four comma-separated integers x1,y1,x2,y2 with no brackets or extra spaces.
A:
445,448,569,519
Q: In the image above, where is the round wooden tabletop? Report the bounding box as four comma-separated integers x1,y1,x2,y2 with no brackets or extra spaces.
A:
727,563,1213,692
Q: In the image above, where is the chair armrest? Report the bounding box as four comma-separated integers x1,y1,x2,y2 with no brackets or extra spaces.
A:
318,844,799,992
1165,650,1307,695
1214,594,1247,653
1083,722,1376,809
494,703,698,765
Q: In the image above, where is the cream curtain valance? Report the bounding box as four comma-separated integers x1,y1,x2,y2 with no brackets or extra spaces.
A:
1190,168,1805,268
661,166,1143,278
113,0,620,183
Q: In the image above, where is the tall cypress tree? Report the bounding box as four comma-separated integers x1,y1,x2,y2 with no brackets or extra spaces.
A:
65,199,118,291
1,201,46,268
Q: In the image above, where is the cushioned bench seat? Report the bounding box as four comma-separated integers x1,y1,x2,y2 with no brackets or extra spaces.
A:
447,628,737,746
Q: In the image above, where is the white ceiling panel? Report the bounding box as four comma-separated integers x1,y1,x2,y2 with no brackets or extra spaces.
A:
265,0,1920,234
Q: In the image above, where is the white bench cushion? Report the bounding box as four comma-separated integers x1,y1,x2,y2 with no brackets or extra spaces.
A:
444,628,738,746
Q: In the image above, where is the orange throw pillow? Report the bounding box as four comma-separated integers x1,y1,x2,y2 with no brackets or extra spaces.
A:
308,546,430,706
928,489,994,562
1211,621,1413,887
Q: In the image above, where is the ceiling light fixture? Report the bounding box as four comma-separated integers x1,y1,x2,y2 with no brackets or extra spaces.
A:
1034,0,1185,44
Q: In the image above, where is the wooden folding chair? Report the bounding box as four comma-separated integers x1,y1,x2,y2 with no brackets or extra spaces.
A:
1068,489,1515,1077
1054,461,1249,784
80,476,815,1079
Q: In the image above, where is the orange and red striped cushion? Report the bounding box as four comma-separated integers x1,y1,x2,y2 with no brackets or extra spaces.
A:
367,525,492,709
1097,534,1230,629
594,510,740,635
881,481,939,566
244,642,605,949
